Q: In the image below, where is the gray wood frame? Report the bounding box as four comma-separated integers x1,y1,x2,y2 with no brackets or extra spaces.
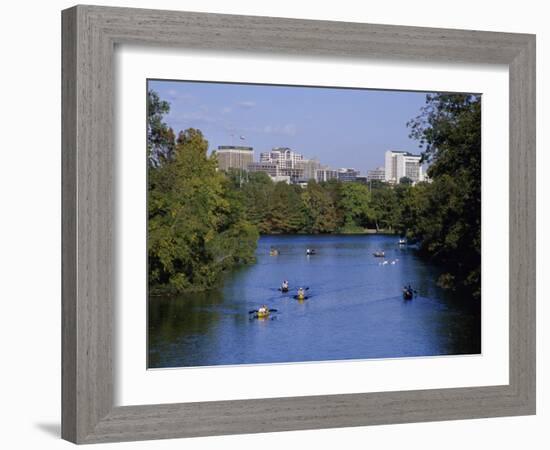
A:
62,5,536,444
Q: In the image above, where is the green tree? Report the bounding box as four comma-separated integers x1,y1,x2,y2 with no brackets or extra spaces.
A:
239,172,275,233
263,182,305,233
301,181,338,233
406,93,481,298
370,186,399,231
339,183,372,232
147,89,175,166
148,128,258,294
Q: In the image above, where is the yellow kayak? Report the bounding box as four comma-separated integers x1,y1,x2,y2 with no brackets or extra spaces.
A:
256,306,270,318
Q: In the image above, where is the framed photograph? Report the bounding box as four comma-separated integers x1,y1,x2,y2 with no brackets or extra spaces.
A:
62,5,536,444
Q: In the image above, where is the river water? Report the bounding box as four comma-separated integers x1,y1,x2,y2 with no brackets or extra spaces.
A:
148,234,480,368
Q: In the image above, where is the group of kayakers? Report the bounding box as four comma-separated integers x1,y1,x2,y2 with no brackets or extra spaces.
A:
280,280,306,300
252,280,415,319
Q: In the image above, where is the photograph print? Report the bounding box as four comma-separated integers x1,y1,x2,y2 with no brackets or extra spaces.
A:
147,79,481,369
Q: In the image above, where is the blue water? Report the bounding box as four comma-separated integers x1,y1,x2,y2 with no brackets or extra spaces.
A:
148,234,480,368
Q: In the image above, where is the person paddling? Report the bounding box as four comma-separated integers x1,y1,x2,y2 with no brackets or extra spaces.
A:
281,280,289,292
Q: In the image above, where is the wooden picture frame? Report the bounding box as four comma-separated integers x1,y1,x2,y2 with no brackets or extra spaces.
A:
62,5,536,444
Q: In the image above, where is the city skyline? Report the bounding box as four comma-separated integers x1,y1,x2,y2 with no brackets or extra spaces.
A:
215,145,424,185
148,79,431,175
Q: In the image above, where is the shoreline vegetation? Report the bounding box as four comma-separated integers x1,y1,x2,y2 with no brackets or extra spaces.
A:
147,90,481,299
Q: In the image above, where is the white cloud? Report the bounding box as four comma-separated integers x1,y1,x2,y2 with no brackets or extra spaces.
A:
263,123,297,136
165,90,194,102
237,100,256,109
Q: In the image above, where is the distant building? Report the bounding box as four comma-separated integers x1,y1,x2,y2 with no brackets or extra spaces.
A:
260,147,304,169
216,145,254,171
367,167,386,182
247,162,300,183
270,175,291,184
338,168,360,183
279,167,304,183
355,176,369,185
247,162,279,177
297,158,321,181
316,168,339,183
384,150,424,183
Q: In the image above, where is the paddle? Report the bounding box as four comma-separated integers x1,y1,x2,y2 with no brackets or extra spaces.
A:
249,308,278,314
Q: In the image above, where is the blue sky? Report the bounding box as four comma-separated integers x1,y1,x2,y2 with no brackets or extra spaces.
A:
148,79,430,174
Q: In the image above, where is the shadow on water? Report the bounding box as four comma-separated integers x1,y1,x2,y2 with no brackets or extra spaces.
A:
148,234,480,368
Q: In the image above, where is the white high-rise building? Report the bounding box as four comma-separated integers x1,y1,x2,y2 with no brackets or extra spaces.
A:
384,150,424,183
316,168,339,183
260,147,304,169
367,167,386,182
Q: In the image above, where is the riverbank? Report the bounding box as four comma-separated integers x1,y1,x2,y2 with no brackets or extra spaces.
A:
260,228,398,236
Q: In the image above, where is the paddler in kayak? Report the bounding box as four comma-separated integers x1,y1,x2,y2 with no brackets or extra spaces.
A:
296,287,305,300
280,280,289,292
257,305,270,318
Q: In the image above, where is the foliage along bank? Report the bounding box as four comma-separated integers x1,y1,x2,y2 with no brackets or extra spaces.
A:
147,89,481,299
147,92,258,295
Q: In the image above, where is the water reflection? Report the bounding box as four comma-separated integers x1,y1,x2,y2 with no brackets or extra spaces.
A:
148,235,480,368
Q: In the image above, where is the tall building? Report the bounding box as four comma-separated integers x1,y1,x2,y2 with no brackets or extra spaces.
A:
367,167,386,182
338,168,360,183
384,150,424,183
297,158,321,181
316,168,339,183
280,167,304,183
216,145,254,171
260,147,304,169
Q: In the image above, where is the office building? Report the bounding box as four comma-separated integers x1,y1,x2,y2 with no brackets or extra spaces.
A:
338,168,360,183
316,168,339,183
297,158,321,181
247,162,279,177
384,150,424,183
216,145,254,171
260,147,304,169
367,167,386,182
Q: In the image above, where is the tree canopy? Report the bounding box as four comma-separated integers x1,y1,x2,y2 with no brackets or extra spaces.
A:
405,93,481,298
146,89,481,300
